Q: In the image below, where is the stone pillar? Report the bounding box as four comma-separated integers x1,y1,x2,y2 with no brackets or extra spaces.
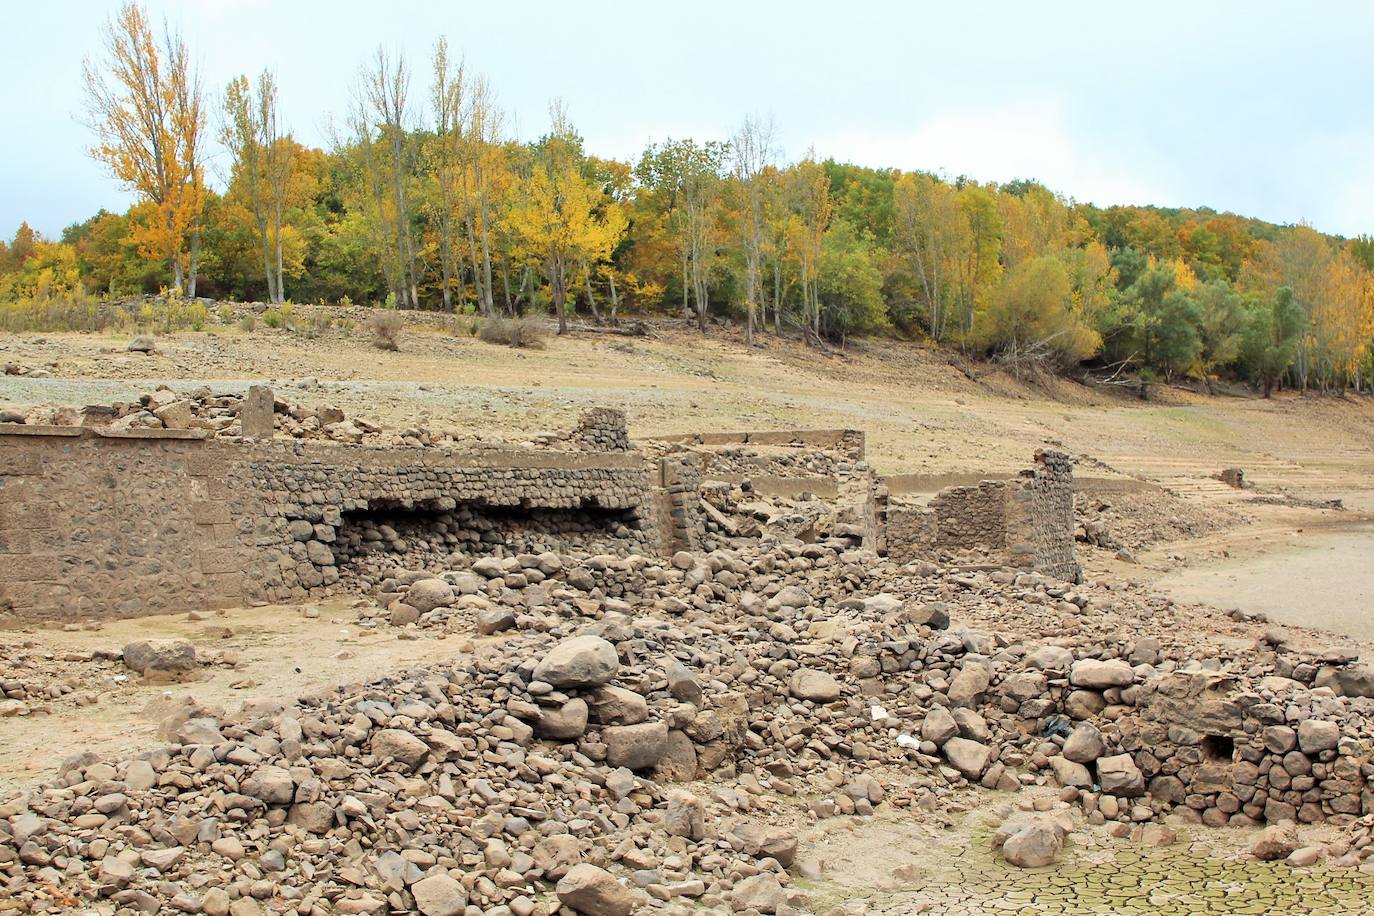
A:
242,385,274,439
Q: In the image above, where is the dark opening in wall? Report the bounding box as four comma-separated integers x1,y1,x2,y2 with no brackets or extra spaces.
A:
1202,734,1235,762
332,497,642,577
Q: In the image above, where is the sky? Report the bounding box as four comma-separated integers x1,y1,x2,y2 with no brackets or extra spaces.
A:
4,0,1374,240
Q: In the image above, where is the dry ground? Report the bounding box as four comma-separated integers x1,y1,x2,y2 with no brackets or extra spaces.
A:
4,311,1374,912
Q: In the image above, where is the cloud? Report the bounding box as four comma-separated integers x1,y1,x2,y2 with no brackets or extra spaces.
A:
809,99,1165,208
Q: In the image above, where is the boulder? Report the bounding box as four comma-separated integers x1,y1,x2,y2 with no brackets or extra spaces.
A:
411,873,468,916
537,699,589,740
241,765,295,805
369,729,430,769
788,668,841,702
1250,822,1298,861
404,578,455,613
1062,722,1105,763
1097,753,1145,797
1000,819,1064,868
533,636,620,688
1069,659,1135,689
603,721,669,770
1297,720,1340,753
921,705,959,746
948,664,991,706
728,873,785,913
555,864,639,916
122,639,197,682
943,737,990,779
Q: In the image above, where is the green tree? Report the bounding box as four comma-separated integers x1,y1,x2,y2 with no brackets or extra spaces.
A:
1241,286,1304,397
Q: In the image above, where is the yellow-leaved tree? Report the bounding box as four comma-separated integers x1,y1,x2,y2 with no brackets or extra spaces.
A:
507,103,625,334
83,1,206,295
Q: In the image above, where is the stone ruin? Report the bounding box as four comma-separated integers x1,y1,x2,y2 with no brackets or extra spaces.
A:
874,449,1081,582
0,400,1082,623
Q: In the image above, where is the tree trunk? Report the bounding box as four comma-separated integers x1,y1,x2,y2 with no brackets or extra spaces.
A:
584,269,601,323
608,272,619,325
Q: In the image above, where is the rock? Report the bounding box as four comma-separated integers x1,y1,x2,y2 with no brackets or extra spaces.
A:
122,639,197,681
1062,722,1105,763
405,578,455,613
921,705,959,745
948,664,991,706
907,603,951,630
788,667,841,702
1287,846,1323,867
1069,659,1135,689
555,864,639,916
1065,689,1106,720
728,873,785,913
533,635,620,688
389,603,419,627
537,699,589,740
153,400,194,429
664,790,705,840
127,334,155,353
587,686,649,725
242,765,295,805
411,873,468,916
370,728,430,769
305,539,335,566
1317,663,1374,698
1097,753,1145,797
477,606,517,635
1000,819,1064,868
1048,756,1092,788
943,737,991,779
1026,645,1074,671
1297,720,1340,753
1250,823,1298,861
603,721,669,770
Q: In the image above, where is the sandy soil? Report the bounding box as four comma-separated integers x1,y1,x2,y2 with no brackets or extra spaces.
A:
0,599,478,796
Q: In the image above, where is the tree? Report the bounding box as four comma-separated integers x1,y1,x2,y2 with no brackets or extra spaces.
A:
1194,280,1247,391
428,37,466,313
222,71,292,303
973,255,1099,372
507,103,623,334
731,117,776,343
1242,286,1303,397
351,46,419,308
817,218,887,339
83,1,206,293
893,173,966,341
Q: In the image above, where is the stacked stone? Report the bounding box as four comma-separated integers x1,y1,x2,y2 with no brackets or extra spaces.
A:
568,408,631,452
238,449,657,605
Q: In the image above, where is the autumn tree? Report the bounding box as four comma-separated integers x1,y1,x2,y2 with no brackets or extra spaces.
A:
83,1,206,294
222,70,292,303
731,116,776,343
507,103,624,334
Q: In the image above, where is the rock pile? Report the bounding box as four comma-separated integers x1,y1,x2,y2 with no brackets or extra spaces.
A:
5,507,1374,911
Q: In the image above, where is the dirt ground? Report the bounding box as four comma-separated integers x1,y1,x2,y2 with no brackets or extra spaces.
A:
4,312,1374,911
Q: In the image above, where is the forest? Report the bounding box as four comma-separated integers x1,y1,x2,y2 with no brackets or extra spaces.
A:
3,1,1374,395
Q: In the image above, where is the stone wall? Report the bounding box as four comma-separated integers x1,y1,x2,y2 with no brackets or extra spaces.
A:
0,424,659,623
0,427,250,622
1129,671,1369,825
880,450,1080,581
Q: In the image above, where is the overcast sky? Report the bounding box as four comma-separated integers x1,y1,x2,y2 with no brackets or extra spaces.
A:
6,0,1373,239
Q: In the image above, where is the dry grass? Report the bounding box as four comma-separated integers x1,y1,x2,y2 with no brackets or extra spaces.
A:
478,315,547,349
368,311,403,351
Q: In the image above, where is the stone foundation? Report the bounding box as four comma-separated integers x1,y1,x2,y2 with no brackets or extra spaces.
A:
881,449,1080,581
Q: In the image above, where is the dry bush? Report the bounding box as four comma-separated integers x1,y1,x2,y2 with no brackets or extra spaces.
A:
368,311,403,351
478,316,546,349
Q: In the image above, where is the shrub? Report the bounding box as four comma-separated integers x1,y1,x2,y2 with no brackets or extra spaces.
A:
478,316,547,349
217,304,234,324
238,314,257,332
368,310,403,351
0,290,105,332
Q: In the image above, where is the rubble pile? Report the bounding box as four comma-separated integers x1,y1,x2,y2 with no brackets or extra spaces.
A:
1073,491,1245,554
6,526,1374,912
